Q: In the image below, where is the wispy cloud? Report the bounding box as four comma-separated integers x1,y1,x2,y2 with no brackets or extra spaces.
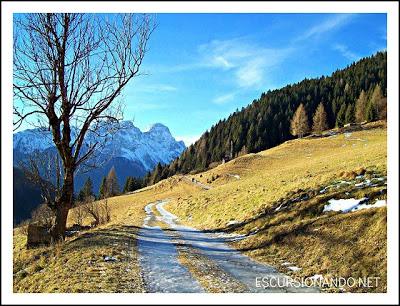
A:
213,92,236,105
297,14,356,42
146,14,356,91
200,38,293,89
333,44,360,61
235,58,265,88
135,83,178,93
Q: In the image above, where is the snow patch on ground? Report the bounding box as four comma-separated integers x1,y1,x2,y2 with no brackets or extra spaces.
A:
352,199,386,212
323,198,367,213
212,232,248,241
310,274,324,281
104,256,118,262
287,266,301,272
323,198,386,213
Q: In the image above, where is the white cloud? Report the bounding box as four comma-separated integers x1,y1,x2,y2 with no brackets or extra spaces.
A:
157,84,178,92
297,14,355,41
176,135,201,146
136,83,178,93
212,55,234,69
200,38,292,89
333,44,360,61
236,59,265,88
146,14,356,91
213,92,236,105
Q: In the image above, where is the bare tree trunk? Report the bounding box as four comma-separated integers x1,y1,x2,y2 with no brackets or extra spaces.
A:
51,205,70,241
50,169,74,241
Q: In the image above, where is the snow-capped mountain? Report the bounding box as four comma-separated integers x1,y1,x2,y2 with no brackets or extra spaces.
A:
13,121,185,192
95,121,185,171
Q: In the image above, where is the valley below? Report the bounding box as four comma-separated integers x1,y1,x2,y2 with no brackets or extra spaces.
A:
13,123,387,293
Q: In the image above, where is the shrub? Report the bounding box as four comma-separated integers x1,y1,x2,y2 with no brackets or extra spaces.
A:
82,197,111,227
31,204,54,228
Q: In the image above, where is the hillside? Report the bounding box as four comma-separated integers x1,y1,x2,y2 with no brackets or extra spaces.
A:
13,123,387,293
147,51,386,184
165,122,387,292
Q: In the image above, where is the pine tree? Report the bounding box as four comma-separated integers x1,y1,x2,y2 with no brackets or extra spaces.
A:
152,163,163,185
246,123,257,152
345,104,355,124
312,102,328,134
129,177,136,191
290,103,309,138
78,177,94,201
106,166,120,196
366,100,378,122
77,189,85,202
123,176,133,193
355,90,367,123
370,84,386,120
99,176,107,199
336,103,347,127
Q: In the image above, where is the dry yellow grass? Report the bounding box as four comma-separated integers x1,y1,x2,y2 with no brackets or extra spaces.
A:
13,176,200,292
13,123,387,293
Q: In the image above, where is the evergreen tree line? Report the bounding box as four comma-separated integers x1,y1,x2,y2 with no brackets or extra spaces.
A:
143,51,387,186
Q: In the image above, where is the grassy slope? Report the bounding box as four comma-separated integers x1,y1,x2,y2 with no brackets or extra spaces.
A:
13,178,199,292
13,123,387,293
165,123,387,292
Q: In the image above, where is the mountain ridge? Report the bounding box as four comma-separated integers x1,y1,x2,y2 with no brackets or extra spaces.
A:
13,121,185,219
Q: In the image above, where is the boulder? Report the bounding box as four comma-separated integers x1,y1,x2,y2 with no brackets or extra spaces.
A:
26,223,52,248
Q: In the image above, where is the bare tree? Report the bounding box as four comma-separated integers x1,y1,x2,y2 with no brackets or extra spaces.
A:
355,90,367,123
70,203,87,226
82,196,110,227
19,151,62,208
370,84,387,120
31,203,55,228
290,103,309,138
13,13,155,240
106,166,120,196
312,102,328,134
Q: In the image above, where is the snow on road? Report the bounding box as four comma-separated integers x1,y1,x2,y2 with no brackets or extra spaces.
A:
149,201,318,293
137,202,204,292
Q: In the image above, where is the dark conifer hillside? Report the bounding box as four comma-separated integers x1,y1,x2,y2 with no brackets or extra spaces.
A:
146,51,386,185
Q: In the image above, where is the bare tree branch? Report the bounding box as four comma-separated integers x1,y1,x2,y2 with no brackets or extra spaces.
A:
14,13,155,240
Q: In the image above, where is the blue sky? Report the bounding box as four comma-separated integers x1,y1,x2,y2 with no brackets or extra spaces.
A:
15,13,387,145
123,13,386,145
